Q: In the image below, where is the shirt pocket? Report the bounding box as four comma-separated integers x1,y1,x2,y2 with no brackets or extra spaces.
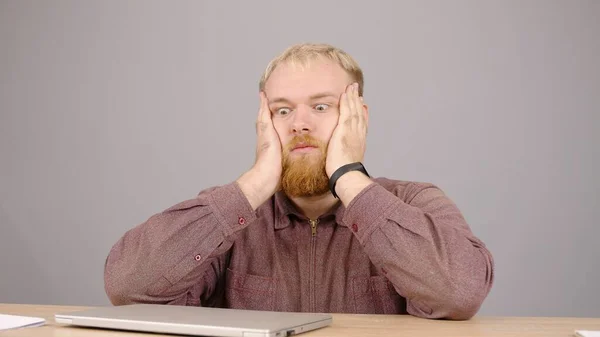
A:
225,268,276,311
352,275,406,314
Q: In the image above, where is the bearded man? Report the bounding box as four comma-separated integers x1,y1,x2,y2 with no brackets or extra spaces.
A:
104,43,494,320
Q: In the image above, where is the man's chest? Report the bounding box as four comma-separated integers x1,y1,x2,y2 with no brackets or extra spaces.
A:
222,218,406,314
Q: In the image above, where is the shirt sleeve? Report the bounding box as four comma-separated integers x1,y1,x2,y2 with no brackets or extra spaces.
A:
103,182,257,306
341,182,495,320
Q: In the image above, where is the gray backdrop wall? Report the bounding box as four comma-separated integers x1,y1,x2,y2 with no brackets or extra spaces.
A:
1,0,598,317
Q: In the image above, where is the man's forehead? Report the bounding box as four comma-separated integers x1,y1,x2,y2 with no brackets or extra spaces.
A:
264,59,351,101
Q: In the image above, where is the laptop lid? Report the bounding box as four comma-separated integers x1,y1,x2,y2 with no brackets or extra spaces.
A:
54,304,332,337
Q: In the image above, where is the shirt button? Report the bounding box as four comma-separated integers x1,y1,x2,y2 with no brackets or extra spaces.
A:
194,254,201,261
351,223,358,232
238,217,246,225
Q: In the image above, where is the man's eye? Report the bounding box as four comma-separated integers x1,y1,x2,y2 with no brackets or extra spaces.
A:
275,108,292,115
314,104,329,112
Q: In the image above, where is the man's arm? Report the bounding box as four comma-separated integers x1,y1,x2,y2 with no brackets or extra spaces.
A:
336,176,494,320
326,83,493,319
105,91,281,306
104,182,258,306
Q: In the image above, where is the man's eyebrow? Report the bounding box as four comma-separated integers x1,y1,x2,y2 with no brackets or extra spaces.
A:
309,92,339,100
269,92,339,105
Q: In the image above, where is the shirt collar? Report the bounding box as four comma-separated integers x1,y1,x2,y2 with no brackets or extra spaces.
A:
273,190,348,229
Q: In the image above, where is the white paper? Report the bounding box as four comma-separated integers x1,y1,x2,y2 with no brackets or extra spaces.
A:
0,313,46,331
575,330,600,337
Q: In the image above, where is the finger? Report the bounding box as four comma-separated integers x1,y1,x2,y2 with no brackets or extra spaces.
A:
347,83,358,121
256,92,263,121
256,92,263,131
353,84,366,125
338,89,349,121
257,91,271,133
359,96,369,128
348,82,357,109
342,91,354,127
347,83,360,130
259,91,271,122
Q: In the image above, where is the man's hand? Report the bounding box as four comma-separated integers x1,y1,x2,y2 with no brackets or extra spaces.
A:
325,83,373,205
236,91,282,210
325,82,368,177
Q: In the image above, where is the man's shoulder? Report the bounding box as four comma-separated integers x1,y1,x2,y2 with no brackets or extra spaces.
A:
372,176,438,190
371,176,441,201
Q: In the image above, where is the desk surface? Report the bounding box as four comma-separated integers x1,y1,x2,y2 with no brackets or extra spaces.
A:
1,303,599,337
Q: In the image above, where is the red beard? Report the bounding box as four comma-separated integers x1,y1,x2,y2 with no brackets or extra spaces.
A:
281,134,330,198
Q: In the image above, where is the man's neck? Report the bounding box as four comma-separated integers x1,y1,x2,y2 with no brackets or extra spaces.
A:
288,193,340,220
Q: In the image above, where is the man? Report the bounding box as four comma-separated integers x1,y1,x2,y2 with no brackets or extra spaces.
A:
104,43,494,320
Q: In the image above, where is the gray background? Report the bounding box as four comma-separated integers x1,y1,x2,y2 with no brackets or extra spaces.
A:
1,0,598,317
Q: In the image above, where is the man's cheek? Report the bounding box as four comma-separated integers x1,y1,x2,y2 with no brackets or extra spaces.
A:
272,123,285,139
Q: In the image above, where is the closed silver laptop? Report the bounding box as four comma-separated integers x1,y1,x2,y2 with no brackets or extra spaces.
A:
55,304,332,337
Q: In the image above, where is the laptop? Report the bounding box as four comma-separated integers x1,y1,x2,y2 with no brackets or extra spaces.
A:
55,304,332,337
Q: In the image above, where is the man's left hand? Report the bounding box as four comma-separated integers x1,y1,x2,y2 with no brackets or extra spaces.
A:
325,82,368,177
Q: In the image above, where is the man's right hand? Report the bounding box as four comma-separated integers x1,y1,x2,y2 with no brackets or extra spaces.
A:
236,91,282,210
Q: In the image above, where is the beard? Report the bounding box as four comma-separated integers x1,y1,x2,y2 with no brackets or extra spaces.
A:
280,135,330,198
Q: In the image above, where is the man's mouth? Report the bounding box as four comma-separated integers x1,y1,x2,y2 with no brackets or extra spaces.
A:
292,143,317,152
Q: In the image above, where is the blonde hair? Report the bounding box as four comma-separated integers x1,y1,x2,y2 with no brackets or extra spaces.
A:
259,43,365,96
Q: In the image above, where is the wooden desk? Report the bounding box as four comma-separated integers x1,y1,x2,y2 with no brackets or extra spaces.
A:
1,303,599,337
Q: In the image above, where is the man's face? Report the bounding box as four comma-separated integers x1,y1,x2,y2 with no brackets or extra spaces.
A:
263,57,353,198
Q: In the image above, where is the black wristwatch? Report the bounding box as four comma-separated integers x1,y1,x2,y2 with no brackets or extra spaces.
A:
328,162,370,199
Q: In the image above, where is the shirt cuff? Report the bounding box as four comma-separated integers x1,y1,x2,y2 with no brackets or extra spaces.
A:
341,183,402,244
208,182,258,237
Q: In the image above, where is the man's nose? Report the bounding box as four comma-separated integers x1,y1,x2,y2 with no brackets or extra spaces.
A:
291,105,312,135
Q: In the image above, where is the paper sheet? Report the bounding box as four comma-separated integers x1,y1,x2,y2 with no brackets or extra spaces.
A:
0,313,46,331
576,331,600,337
